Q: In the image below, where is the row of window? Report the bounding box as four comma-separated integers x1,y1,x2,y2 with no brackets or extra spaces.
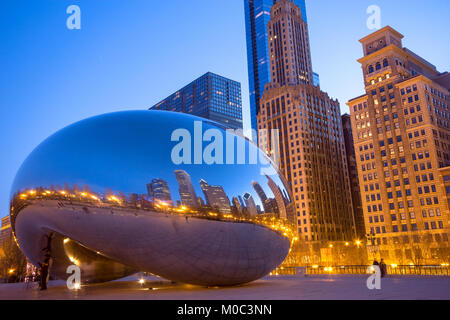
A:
367,59,389,74
370,221,445,234
400,85,418,95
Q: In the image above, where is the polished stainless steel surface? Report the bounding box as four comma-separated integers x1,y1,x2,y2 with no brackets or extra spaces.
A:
10,111,296,286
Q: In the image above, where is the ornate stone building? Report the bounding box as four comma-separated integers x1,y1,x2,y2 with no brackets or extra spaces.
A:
348,26,450,264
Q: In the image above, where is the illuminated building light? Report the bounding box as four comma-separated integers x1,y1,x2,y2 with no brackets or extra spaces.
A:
68,256,80,266
63,238,70,244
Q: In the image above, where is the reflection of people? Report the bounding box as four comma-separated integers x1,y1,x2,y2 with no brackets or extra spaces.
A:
380,259,387,278
39,234,54,291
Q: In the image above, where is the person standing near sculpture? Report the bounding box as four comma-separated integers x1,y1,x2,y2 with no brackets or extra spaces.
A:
39,233,54,291
380,259,387,278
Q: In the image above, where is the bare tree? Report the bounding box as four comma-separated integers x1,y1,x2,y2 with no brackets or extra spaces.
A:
0,236,27,282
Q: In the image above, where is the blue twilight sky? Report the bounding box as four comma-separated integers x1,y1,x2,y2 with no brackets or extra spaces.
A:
0,0,449,217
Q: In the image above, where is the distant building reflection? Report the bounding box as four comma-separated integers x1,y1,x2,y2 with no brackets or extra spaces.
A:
232,197,243,215
243,193,258,217
266,175,287,219
174,170,199,208
252,181,276,214
199,179,232,214
147,178,173,206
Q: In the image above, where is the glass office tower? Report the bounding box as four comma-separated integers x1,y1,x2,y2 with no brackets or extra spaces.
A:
150,72,243,130
244,0,308,137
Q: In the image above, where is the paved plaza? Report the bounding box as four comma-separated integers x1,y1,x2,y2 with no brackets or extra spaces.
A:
0,274,449,300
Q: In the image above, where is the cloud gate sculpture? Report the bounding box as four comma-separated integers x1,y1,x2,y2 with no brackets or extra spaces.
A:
10,111,296,286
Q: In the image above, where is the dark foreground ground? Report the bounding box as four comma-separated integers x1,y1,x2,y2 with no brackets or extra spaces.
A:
0,274,449,300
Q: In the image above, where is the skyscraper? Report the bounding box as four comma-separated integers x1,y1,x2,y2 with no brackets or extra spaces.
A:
258,0,355,242
199,179,232,214
342,114,365,238
174,170,199,208
0,216,11,246
146,178,173,206
150,72,243,129
266,174,289,220
243,192,258,217
244,0,315,136
232,196,244,215
347,26,449,264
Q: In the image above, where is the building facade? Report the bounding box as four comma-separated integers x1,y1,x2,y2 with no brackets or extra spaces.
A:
0,216,11,246
342,114,366,238
257,0,355,242
243,192,258,217
347,26,450,264
150,72,243,130
245,0,318,137
146,178,174,206
174,170,199,208
199,179,232,214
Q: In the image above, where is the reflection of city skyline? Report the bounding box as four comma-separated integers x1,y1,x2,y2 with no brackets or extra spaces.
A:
10,184,297,242
13,169,290,221
10,171,291,224
142,170,288,218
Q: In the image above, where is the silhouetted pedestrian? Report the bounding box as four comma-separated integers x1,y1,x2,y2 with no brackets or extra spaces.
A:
39,262,49,290
380,259,387,278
